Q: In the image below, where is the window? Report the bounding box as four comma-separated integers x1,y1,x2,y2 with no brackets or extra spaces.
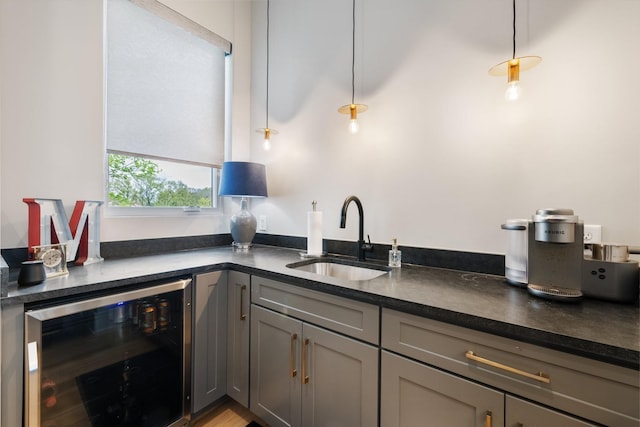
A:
107,152,218,209
105,0,231,213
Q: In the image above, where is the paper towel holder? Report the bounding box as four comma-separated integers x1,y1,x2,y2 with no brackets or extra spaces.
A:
302,200,327,258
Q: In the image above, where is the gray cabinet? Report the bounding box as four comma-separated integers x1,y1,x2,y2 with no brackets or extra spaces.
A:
250,305,301,427
382,351,599,427
382,308,639,427
300,321,378,427
1,303,24,427
381,350,504,427
250,277,379,427
192,271,228,413
506,395,597,427
226,271,251,406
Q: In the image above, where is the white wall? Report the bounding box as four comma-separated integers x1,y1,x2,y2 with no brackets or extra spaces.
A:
1,0,639,257
250,0,640,255
0,0,251,248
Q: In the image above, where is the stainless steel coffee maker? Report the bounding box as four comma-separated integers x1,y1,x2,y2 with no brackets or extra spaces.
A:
502,208,584,301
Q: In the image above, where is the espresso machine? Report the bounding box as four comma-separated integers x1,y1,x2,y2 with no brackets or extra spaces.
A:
503,208,584,301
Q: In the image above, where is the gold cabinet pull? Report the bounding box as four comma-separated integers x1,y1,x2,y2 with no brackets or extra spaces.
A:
239,284,247,320
485,411,492,427
465,351,551,384
290,333,298,377
302,338,310,384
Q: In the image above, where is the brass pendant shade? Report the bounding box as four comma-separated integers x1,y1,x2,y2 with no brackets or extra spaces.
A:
338,0,367,133
258,0,277,149
489,0,541,101
488,55,542,78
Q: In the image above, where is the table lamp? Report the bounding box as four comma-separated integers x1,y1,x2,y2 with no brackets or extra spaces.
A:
218,161,268,249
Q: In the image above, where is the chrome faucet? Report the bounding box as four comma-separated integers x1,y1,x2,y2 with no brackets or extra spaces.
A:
340,195,373,261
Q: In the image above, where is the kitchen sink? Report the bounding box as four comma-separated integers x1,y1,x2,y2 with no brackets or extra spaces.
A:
286,258,391,281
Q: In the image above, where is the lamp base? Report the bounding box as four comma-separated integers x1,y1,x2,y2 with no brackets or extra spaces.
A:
232,242,253,251
230,198,257,250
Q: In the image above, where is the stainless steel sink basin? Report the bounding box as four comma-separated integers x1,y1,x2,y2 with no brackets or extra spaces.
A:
286,258,390,281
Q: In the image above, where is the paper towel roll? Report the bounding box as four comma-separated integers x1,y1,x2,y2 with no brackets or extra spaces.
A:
307,211,323,255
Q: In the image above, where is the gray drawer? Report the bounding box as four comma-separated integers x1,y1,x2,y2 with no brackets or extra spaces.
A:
251,276,379,344
506,395,598,427
382,308,639,427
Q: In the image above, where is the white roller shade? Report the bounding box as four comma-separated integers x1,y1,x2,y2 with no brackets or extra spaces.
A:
106,0,228,166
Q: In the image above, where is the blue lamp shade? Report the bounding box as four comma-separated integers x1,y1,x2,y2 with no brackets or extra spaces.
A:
218,162,268,198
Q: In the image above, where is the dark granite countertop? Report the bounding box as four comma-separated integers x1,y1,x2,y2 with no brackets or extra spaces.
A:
3,245,638,370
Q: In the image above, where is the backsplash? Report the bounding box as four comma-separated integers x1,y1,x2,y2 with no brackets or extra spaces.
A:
254,234,505,276
1,233,504,277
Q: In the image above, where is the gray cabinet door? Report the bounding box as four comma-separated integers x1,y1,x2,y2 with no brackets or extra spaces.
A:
251,305,303,427
381,350,504,427
251,304,379,427
226,271,251,406
301,322,378,427
506,395,598,427
192,271,228,413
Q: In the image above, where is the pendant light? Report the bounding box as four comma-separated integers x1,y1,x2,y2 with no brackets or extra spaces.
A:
256,0,278,150
338,0,367,134
489,0,541,101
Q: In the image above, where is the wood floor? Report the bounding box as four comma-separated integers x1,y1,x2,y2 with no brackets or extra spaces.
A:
190,397,267,427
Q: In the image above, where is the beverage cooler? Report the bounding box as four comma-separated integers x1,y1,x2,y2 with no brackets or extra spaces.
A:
24,278,192,427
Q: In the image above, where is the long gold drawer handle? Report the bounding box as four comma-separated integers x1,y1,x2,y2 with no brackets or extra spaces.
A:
485,411,492,427
290,333,298,377
239,285,247,320
302,338,310,384
465,351,551,384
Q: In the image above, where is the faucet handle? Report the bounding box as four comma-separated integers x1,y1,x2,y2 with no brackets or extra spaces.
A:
362,234,374,252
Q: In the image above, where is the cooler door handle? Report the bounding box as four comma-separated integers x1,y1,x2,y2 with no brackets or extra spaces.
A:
26,341,40,427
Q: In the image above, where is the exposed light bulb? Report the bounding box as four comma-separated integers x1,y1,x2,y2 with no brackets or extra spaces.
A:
505,80,522,101
504,59,522,101
339,103,367,134
488,0,541,103
263,128,271,150
348,118,359,134
348,104,359,134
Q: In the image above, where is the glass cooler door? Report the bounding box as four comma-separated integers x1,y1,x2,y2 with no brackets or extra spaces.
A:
24,278,192,427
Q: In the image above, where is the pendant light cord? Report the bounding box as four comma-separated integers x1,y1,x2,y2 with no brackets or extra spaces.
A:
350,0,356,105
266,0,271,128
511,0,516,59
